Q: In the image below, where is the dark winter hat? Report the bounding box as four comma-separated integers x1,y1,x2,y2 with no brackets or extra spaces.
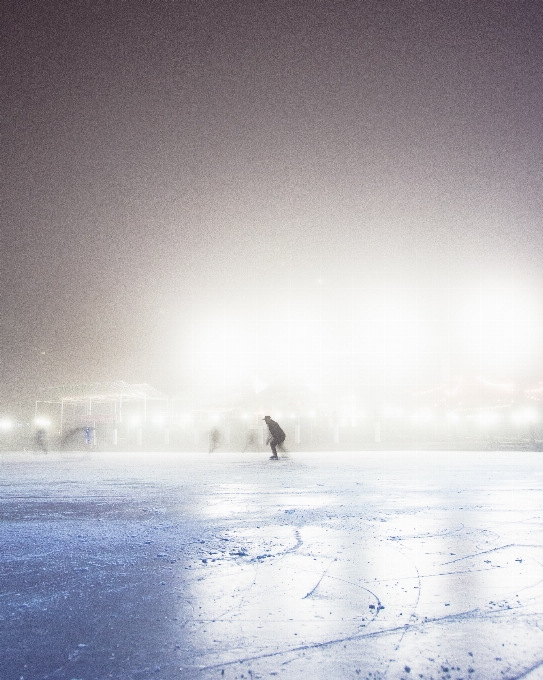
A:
263,415,270,420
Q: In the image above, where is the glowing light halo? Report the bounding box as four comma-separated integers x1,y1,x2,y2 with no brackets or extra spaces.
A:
174,278,543,403
456,285,540,358
477,411,500,427
182,318,432,386
512,408,539,425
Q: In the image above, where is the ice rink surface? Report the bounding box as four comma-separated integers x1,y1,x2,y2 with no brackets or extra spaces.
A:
2,450,543,680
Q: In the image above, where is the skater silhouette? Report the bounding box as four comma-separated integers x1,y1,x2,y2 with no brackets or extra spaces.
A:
34,428,48,454
209,427,221,453
263,416,286,459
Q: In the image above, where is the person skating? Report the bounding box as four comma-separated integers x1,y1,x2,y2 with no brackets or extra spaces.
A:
34,428,48,454
208,427,221,453
263,415,285,459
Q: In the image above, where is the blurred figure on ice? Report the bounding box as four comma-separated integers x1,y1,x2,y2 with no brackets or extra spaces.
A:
243,428,260,452
209,427,221,453
59,426,91,450
34,428,48,454
263,416,286,460
60,427,82,450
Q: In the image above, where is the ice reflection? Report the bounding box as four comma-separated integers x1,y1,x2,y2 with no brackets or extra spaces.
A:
7,450,543,678
175,452,543,678
203,483,330,519
183,526,379,668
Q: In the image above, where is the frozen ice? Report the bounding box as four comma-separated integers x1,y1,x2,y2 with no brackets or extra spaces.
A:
2,450,543,679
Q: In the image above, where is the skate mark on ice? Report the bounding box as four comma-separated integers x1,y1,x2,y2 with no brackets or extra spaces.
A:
382,543,422,680
509,656,543,679
284,528,303,554
196,606,491,672
317,573,382,616
387,523,465,541
442,543,543,565
302,558,337,599
258,527,304,565
196,623,409,671
203,562,262,625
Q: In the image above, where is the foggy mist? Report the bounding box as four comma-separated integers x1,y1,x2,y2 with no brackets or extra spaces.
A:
3,0,543,412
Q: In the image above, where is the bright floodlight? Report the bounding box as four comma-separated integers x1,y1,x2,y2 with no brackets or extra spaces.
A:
0,418,13,431
34,417,50,428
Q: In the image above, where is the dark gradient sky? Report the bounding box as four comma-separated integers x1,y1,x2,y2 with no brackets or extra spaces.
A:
3,0,543,405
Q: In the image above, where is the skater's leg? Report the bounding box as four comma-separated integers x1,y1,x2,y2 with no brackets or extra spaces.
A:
270,438,278,458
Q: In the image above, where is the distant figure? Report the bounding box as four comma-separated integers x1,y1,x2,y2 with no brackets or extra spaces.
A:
35,429,48,454
209,427,221,453
60,426,86,450
243,429,259,453
263,416,286,460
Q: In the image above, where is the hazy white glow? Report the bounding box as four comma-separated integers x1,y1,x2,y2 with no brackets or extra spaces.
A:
412,410,434,424
383,406,403,418
512,409,539,425
458,286,540,360
478,411,499,427
0,418,13,431
477,376,514,392
130,415,141,426
176,278,542,403
447,412,460,423
34,417,50,428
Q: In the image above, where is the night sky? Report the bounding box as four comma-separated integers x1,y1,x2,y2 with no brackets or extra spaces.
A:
3,0,543,408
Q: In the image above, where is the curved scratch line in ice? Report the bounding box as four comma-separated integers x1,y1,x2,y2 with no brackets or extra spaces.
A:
509,657,543,679
195,603,529,672
509,551,543,604
208,561,262,624
285,528,303,554
195,624,409,671
302,558,337,599
258,526,304,567
382,543,422,680
317,574,381,610
443,543,543,565
387,523,465,541
197,608,492,671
